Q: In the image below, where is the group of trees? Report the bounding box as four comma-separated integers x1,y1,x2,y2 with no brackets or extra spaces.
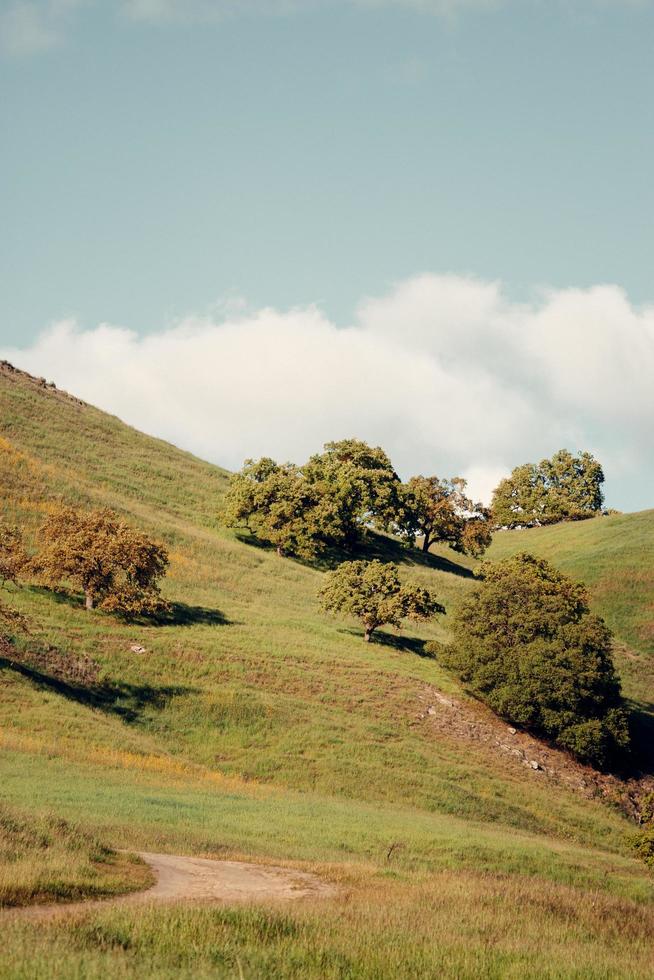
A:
491,450,605,528
0,508,168,619
223,443,608,560
222,438,493,560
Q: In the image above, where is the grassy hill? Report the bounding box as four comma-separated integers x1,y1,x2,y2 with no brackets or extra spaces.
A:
1,362,654,978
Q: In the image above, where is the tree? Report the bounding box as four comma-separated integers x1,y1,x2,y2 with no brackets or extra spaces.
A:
222,458,326,559
491,450,605,528
397,475,493,556
319,559,443,642
34,507,169,616
303,439,402,547
438,553,629,767
222,439,403,557
0,521,26,586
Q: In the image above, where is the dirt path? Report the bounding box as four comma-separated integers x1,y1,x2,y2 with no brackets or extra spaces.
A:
9,852,338,920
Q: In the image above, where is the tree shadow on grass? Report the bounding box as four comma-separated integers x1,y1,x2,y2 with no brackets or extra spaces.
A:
341,628,435,658
0,656,197,724
152,602,232,627
234,529,475,579
25,587,231,629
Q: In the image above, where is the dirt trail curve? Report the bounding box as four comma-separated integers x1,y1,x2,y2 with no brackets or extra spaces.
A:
9,852,338,921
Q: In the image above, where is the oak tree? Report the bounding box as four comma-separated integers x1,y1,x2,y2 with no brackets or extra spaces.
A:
437,553,629,767
319,559,443,642
491,450,605,528
35,507,169,616
303,439,402,547
398,475,492,556
0,521,26,586
222,458,326,558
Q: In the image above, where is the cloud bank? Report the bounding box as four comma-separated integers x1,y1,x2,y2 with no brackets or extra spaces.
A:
3,274,653,510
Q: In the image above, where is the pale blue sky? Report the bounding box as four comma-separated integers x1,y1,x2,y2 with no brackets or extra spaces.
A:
3,1,654,340
1,1,653,510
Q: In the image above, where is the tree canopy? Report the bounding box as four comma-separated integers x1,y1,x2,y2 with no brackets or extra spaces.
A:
223,439,402,558
34,507,169,617
397,475,492,556
438,553,629,767
491,450,605,528
302,438,402,545
0,521,26,587
319,559,443,642
221,458,326,559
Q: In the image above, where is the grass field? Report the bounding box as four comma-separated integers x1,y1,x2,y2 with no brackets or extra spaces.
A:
1,363,653,977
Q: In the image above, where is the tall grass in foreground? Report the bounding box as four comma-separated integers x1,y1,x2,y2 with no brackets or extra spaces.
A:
0,805,152,907
4,872,654,979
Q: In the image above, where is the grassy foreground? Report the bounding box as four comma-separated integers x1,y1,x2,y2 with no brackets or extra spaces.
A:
1,363,653,977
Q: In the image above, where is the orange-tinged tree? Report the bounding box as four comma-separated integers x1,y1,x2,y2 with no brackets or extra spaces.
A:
398,475,492,556
0,521,26,587
35,507,169,616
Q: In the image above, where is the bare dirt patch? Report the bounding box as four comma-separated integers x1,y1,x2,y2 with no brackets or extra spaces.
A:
7,852,337,921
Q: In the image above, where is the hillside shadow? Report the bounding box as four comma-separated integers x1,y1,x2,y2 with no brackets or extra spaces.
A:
341,628,435,658
358,533,475,579
0,656,197,724
623,697,654,777
152,602,232,627
235,529,475,579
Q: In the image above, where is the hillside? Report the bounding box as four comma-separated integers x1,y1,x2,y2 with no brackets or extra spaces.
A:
1,362,654,978
488,513,654,746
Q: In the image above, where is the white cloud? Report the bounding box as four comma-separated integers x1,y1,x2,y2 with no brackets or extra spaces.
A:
3,274,653,510
0,0,84,56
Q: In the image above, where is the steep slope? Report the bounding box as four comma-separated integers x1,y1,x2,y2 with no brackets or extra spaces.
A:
1,362,654,977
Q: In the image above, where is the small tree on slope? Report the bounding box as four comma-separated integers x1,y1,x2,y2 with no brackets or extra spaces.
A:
319,559,444,642
34,507,169,617
437,553,629,768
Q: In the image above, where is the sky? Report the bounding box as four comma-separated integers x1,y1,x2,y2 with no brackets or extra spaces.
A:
1,0,653,510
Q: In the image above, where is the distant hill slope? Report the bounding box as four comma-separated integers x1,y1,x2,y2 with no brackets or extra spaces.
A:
487,512,654,719
2,362,654,975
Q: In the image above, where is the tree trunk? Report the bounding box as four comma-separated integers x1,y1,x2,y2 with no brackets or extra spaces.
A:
85,591,95,611
276,545,284,557
422,535,431,553
364,627,373,642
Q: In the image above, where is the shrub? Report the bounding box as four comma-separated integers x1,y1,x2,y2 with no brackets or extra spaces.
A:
438,553,630,767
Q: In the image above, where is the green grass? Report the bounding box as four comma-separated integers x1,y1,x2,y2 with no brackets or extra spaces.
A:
1,364,654,977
